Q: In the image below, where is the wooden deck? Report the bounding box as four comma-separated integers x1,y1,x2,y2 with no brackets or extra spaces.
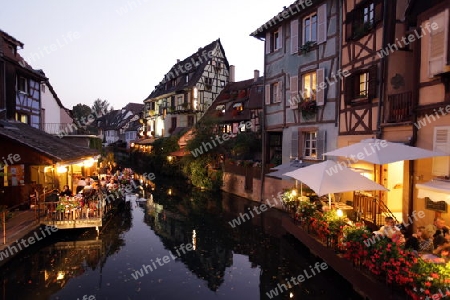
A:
41,218,103,229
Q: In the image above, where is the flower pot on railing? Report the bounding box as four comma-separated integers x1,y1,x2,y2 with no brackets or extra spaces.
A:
299,100,318,119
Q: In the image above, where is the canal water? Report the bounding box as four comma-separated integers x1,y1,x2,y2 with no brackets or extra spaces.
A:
0,182,362,300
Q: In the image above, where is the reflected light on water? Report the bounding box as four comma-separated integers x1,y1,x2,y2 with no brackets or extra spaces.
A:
192,229,197,250
56,271,65,280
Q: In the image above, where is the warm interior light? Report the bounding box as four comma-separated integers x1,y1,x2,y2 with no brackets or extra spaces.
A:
167,156,173,162
56,271,65,280
56,166,67,173
337,209,344,218
83,158,95,168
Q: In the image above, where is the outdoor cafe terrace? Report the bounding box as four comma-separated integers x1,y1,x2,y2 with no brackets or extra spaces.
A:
280,192,450,300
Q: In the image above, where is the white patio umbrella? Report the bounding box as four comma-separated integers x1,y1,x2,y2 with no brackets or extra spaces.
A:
283,160,388,208
323,138,446,164
267,159,311,190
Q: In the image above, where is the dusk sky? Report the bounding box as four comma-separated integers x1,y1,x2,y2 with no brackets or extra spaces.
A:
1,0,287,110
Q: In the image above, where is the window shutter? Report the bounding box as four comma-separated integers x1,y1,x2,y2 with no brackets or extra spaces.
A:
429,10,448,77
291,19,299,54
344,76,353,105
316,130,327,160
277,81,283,103
368,65,378,100
265,32,271,54
298,129,305,158
316,68,325,106
374,0,383,24
317,4,327,44
290,76,299,109
265,84,271,105
278,25,283,49
432,127,450,176
345,12,354,41
291,130,299,159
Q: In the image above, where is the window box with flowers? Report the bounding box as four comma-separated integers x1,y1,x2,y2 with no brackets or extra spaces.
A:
299,100,318,119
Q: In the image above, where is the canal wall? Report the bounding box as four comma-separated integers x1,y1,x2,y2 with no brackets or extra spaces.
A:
222,171,292,206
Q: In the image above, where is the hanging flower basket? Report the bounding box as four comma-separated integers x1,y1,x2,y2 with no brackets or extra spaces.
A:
299,100,318,119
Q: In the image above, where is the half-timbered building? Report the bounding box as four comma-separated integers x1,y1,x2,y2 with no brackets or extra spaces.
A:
0,30,46,127
338,0,450,227
142,39,229,138
409,0,450,227
251,0,340,171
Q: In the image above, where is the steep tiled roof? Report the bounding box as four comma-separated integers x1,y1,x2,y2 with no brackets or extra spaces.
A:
0,121,98,162
97,103,143,131
0,30,47,80
145,39,229,100
205,76,263,123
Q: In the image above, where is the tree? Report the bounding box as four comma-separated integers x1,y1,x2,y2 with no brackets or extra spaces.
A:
71,104,92,125
92,98,113,118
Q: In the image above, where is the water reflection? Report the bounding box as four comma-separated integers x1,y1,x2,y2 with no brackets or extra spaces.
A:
0,182,361,300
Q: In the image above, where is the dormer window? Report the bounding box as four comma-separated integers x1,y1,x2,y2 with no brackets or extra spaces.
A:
17,76,28,93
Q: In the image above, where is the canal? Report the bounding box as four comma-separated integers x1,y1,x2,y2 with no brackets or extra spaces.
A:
0,182,362,300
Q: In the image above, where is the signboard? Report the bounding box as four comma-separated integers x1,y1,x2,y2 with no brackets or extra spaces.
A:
425,197,448,213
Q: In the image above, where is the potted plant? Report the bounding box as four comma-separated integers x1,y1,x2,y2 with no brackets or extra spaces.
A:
299,41,317,55
299,99,318,119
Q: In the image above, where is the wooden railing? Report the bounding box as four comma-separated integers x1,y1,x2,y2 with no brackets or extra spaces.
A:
353,192,398,229
384,91,413,123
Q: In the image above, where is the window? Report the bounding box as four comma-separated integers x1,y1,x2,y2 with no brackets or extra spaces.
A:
15,113,29,124
345,0,383,40
344,65,377,105
302,72,317,101
271,82,279,103
220,80,225,87
265,81,282,105
359,73,369,98
17,76,27,93
303,13,317,43
303,131,317,158
273,29,281,50
188,116,194,127
266,26,283,53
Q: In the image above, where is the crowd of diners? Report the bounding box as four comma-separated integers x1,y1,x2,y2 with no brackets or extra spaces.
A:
373,216,450,263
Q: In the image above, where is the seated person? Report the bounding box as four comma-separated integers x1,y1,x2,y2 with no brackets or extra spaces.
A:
425,217,449,248
76,177,86,194
422,244,450,264
405,226,433,253
373,217,405,244
60,185,73,197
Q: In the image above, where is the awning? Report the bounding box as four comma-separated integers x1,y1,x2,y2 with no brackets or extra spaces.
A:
416,180,450,203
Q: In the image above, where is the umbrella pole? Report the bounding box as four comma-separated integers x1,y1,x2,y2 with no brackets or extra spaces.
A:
328,194,331,209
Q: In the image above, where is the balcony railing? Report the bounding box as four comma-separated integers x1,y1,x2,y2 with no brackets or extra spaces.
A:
33,123,77,135
384,91,413,123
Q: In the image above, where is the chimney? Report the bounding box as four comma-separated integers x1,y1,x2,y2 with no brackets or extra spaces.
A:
229,65,235,83
254,70,260,82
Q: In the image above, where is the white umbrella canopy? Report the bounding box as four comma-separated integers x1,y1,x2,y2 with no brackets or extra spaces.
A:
323,138,446,164
283,160,388,197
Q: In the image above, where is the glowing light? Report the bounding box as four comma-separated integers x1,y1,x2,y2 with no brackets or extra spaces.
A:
131,143,135,147
83,158,95,168
56,166,67,173
56,271,65,280
337,209,344,218
289,292,294,298
192,230,197,250
44,166,52,172
291,189,297,197
167,156,173,162
167,188,172,195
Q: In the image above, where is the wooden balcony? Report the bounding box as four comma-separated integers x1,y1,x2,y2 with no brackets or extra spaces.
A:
384,91,413,123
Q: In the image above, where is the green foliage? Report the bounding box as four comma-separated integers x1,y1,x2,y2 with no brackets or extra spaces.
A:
223,131,261,160
89,137,102,150
187,116,221,156
91,98,113,117
71,103,92,122
182,156,222,191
